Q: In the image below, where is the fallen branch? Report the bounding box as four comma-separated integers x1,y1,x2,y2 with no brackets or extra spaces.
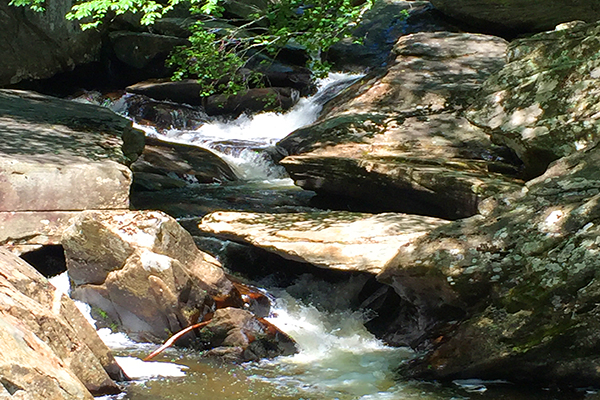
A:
143,320,211,361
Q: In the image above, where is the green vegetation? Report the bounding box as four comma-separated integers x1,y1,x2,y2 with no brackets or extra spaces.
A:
10,0,373,96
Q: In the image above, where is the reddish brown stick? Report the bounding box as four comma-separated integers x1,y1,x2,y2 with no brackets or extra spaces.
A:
143,320,210,361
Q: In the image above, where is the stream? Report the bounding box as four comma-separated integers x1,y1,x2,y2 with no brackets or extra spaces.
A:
67,74,596,400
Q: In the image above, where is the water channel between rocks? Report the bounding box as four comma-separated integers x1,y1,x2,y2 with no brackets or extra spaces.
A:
68,74,595,400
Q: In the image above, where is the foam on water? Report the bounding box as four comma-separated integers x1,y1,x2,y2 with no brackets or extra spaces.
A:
133,73,361,181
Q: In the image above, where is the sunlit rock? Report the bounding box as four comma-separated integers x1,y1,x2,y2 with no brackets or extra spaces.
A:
0,247,125,396
278,32,523,219
62,210,242,343
467,21,600,178
198,210,451,274
0,89,144,254
379,143,600,386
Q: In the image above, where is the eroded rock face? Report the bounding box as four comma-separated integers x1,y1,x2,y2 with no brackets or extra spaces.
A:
467,21,600,178
62,210,241,343
0,0,101,86
429,0,600,35
198,211,450,274
379,143,600,386
278,32,523,219
0,247,125,397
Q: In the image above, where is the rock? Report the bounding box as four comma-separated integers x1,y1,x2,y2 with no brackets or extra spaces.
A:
429,0,600,35
204,87,300,117
0,89,144,252
327,1,461,71
0,247,125,396
197,307,297,362
378,143,600,386
198,210,451,274
108,31,188,79
121,94,210,131
0,0,101,86
278,32,524,219
62,210,242,343
130,136,239,190
127,80,300,117
221,0,269,20
467,21,600,178
0,317,94,400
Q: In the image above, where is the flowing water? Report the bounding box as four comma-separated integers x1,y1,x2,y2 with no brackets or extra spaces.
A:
67,75,597,400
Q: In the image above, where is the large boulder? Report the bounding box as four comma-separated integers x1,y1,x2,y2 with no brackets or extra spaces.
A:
62,210,242,343
0,0,102,86
378,142,600,386
198,210,450,274
429,0,600,35
131,136,239,191
0,89,144,254
467,21,600,178
0,247,125,397
278,32,523,219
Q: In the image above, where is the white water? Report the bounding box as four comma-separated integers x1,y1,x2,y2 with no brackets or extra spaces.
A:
125,73,361,181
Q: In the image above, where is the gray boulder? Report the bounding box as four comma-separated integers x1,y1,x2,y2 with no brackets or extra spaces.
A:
0,89,144,254
379,143,600,386
467,21,600,178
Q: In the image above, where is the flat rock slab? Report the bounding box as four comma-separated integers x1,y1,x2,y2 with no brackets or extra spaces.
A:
198,211,451,274
0,89,144,212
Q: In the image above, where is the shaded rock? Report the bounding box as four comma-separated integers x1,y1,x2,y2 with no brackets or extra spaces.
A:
0,0,101,86
198,210,450,274
467,21,600,178
278,32,523,219
122,93,210,131
0,247,125,396
204,87,300,117
378,143,600,386
130,136,238,190
198,307,297,362
62,210,242,343
127,80,299,116
327,1,461,71
429,0,600,35
108,31,187,79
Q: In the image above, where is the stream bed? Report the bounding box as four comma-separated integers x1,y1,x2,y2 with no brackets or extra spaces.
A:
69,74,599,400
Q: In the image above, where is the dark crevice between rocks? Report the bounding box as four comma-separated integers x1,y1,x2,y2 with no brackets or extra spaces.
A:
20,245,67,278
191,233,433,345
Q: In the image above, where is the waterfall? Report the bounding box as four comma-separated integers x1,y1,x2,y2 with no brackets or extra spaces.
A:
125,73,361,181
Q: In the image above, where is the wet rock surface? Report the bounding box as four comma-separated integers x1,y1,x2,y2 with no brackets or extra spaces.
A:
278,32,524,219
131,136,239,191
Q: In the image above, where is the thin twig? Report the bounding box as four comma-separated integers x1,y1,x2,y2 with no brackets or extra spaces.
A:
143,320,211,361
